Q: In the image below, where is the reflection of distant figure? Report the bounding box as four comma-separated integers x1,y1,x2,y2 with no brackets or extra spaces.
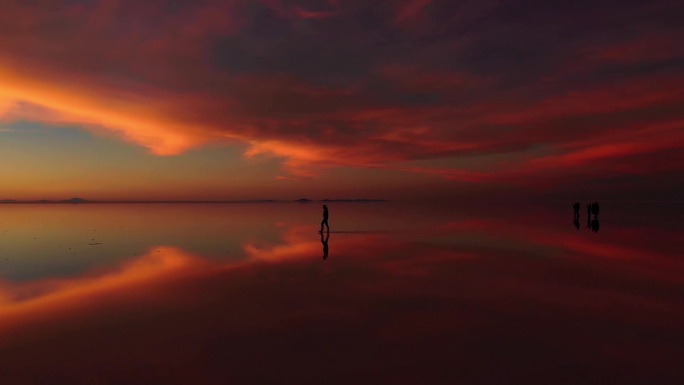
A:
321,230,329,260
571,202,580,230
591,218,600,233
320,205,329,232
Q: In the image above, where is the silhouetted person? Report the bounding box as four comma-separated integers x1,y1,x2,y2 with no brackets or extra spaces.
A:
572,202,580,218
320,204,329,232
573,217,580,230
591,201,600,219
591,218,600,233
321,231,329,260
586,210,591,229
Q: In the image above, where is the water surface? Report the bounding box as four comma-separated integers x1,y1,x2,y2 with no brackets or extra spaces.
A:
0,202,682,384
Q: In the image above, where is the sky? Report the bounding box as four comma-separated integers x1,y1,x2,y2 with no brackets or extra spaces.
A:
0,0,682,201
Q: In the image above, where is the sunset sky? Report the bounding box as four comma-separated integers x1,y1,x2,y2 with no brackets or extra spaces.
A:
0,0,682,201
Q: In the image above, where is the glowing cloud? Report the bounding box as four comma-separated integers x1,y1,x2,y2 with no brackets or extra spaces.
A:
0,0,681,196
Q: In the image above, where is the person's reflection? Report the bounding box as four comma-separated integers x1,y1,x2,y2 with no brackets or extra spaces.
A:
321,230,330,260
591,218,600,233
572,202,580,218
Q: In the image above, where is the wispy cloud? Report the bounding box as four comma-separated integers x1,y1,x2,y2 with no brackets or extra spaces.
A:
0,0,681,195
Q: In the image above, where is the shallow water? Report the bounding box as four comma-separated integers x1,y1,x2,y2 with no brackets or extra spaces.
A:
0,202,683,384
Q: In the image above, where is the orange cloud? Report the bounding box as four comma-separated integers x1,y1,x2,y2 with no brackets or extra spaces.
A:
0,66,214,155
0,97,16,117
0,0,681,195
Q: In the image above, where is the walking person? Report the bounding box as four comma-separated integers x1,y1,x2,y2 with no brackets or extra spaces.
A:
320,204,329,233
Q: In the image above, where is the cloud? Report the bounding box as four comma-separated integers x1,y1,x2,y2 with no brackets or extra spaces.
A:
0,0,682,194
394,0,432,25
0,98,15,118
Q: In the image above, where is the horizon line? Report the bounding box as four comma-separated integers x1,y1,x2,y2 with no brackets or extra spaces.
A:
0,198,390,204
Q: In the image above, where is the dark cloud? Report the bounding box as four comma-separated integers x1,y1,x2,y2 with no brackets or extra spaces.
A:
0,0,682,195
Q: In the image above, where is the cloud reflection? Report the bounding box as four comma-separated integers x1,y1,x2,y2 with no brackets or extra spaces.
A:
1,206,683,384
0,247,205,320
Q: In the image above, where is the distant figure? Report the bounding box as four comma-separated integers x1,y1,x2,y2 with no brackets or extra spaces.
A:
572,202,580,218
573,217,580,230
321,231,329,260
320,204,329,232
586,209,591,229
591,201,600,219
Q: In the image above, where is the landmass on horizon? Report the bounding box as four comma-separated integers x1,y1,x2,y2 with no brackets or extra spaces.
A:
0,198,388,204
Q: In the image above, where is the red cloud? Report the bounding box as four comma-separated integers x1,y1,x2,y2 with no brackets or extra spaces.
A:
294,7,337,19
394,0,432,24
0,0,681,195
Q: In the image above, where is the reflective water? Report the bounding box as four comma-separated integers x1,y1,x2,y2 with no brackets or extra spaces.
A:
0,202,683,384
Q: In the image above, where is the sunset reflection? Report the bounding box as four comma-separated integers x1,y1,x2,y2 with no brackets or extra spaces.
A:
0,203,683,384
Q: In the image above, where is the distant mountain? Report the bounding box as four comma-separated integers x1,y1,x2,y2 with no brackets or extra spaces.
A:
320,199,387,202
0,198,90,204
60,197,87,204
296,198,386,203
0,197,385,204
